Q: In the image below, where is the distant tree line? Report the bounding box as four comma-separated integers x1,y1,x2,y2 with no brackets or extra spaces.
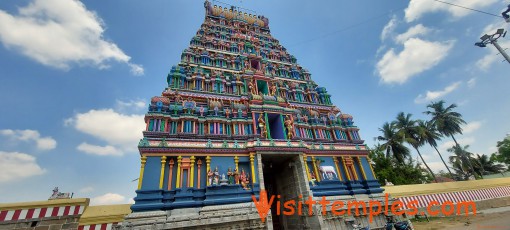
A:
372,100,508,185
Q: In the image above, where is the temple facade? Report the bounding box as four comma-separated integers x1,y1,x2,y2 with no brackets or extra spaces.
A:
121,1,386,229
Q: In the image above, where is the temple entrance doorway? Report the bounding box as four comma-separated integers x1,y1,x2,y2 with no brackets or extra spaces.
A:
267,113,285,139
262,153,309,230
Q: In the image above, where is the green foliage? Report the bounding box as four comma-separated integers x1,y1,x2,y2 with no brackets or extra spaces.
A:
492,137,510,165
369,145,431,185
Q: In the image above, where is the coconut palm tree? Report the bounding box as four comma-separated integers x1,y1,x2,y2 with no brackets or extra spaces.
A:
473,154,506,176
376,122,410,163
419,120,455,179
424,101,477,178
448,145,477,180
394,112,438,182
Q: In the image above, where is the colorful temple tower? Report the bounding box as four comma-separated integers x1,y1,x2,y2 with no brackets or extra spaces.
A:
121,1,386,229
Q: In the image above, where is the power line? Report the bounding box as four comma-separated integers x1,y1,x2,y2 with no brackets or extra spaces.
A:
432,0,503,18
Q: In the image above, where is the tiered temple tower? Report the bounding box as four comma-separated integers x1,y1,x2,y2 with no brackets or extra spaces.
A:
122,1,386,229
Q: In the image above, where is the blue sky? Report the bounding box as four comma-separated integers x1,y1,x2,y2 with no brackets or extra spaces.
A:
0,0,509,205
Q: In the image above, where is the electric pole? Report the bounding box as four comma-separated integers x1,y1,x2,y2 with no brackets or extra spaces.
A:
475,28,510,64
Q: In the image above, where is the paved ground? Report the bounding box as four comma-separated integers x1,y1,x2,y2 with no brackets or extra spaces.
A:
412,208,510,230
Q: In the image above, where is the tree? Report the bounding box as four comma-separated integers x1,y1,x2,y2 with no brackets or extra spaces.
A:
394,112,437,182
369,145,431,185
425,100,477,177
419,120,455,179
376,122,410,163
492,137,510,165
448,145,476,180
473,154,506,175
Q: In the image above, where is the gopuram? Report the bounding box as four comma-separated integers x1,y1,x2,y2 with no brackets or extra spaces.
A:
118,1,387,229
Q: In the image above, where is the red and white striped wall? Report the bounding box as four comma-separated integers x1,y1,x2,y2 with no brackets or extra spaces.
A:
78,222,118,230
397,186,510,209
0,205,84,222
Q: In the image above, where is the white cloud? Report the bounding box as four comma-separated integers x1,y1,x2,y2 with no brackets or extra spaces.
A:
77,142,122,156
91,193,127,205
0,151,46,183
394,24,432,44
66,109,145,154
405,0,499,22
0,129,57,150
463,121,482,134
115,99,147,112
467,78,476,88
381,15,398,41
0,0,143,75
414,81,461,104
79,186,94,194
376,38,454,84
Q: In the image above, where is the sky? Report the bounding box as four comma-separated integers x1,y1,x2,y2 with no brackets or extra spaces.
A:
0,0,509,205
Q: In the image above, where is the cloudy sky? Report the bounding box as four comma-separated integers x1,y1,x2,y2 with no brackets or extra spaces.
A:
0,0,509,204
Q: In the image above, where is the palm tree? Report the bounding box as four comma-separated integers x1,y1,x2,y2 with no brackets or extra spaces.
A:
376,122,411,163
394,112,438,182
424,101,476,178
474,154,506,176
448,145,477,180
419,120,455,179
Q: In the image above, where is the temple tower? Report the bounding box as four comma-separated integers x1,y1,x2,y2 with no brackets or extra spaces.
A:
118,1,387,229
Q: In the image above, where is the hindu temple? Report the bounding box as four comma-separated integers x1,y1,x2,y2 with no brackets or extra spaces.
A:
120,1,386,229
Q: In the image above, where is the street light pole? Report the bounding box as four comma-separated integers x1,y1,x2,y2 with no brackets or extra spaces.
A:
475,28,510,64
492,40,510,63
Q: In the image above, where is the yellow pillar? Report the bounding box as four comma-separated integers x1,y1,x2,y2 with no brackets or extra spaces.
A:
159,156,167,189
366,157,377,179
311,156,321,182
206,156,211,186
303,154,311,181
234,156,239,171
137,156,147,190
250,153,256,183
341,157,351,181
176,156,182,188
190,156,195,187
356,157,367,180
333,157,343,181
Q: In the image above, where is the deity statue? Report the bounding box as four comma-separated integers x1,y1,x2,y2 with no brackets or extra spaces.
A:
234,168,240,184
225,108,230,118
248,79,257,95
199,106,205,116
213,167,220,185
207,169,214,186
258,113,267,138
309,171,317,186
284,115,294,139
227,167,234,184
269,82,277,96
240,169,250,190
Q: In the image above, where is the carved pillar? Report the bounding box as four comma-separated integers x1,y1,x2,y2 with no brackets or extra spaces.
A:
311,156,320,182
234,155,239,184
159,156,167,189
197,159,202,189
356,157,367,180
250,153,256,183
137,156,147,190
176,156,182,188
167,159,174,190
190,156,196,187
333,157,343,181
341,156,351,181
303,154,311,181
206,156,211,186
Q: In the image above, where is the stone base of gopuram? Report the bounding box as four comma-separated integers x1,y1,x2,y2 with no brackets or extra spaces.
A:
114,202,270,230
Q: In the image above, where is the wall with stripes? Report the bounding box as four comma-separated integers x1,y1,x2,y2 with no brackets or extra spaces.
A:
78,222,118,230
397,186,510,209
0,204,84,222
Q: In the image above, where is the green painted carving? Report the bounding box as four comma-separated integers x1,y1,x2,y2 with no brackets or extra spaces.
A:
256,138,262,146
319,143,324,150
222,140,228,148
138,137,150,147
158,138,168,147
206,139,213,148
299,140,305,147
286,140,292,147
269,139,276,147
329,144,335,150
233,140,240,148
